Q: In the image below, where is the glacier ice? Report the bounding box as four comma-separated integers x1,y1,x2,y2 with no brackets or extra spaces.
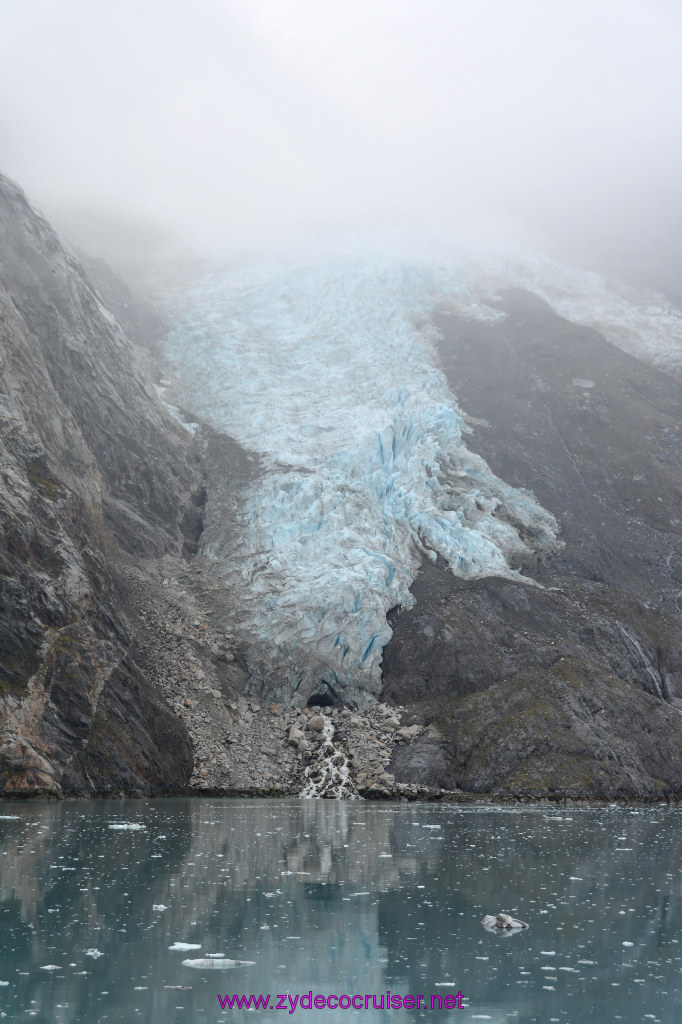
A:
162,233,682,734
162,244,568,705
163,246,567,704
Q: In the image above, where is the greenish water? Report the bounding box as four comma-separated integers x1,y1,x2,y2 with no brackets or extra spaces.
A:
0,799,680,1023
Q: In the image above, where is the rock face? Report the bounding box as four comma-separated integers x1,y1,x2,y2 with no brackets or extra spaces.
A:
2,168,682,802
383,292,682,798
0,172,203,794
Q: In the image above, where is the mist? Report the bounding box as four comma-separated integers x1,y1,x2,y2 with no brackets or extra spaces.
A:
2,0,682,289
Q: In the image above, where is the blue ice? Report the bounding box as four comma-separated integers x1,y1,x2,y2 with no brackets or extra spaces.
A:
163,248,560,703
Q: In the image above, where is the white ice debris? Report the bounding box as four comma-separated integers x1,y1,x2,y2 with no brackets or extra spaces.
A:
481,913,529,930
152,904,168,911
181,958,255,969
169,943,202,951
108,823,145,831
84,949,103,958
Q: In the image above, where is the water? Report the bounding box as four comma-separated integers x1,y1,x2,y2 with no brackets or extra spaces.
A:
1,799,681,1022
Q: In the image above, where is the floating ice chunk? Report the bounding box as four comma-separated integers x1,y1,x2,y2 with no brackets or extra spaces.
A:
108,823,145,831
623,941,634,947
568,876,583,881
482,913,529,930
0,982,8,986
85,950,103,959
169,943,201,952
0,815,20,820
206,954,225,958
152,904,168,911
181,958,255,969
40,966,62,971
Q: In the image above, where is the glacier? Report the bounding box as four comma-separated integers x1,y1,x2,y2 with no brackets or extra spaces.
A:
161,235,681,705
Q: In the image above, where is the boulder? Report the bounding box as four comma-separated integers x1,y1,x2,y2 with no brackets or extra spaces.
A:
306,715,327,732
396,724,422,740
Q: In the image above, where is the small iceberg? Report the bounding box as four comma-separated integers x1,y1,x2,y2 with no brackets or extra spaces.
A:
481,913,529,931
182,958,256,969
108,823,145,831
169,943,201,952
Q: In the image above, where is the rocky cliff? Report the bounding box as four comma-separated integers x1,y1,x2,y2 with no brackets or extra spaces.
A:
0,172,203,794
2,171,682,802
384,292,682,797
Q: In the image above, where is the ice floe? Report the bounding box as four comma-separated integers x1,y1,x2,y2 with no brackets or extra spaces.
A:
181,958,256,969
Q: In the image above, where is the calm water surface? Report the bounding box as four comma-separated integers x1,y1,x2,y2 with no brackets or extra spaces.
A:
0,799,680,1023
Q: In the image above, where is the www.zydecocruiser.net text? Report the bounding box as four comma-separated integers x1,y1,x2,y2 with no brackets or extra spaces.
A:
217,991,465,1012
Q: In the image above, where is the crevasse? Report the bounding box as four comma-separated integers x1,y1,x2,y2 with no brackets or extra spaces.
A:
163,248,562,704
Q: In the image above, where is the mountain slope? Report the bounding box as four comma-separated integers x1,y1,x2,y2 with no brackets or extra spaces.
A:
0,173,202,794
385,291,682,796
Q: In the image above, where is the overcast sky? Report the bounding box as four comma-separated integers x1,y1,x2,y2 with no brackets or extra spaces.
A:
1,0,681,277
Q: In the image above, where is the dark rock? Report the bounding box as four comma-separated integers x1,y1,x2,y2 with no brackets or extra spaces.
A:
0,172,200,794
383,292,682,798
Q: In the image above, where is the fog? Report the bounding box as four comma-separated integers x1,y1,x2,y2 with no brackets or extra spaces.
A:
2,0,681,288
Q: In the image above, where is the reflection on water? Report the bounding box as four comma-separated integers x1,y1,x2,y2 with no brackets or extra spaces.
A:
0,799,681,1022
